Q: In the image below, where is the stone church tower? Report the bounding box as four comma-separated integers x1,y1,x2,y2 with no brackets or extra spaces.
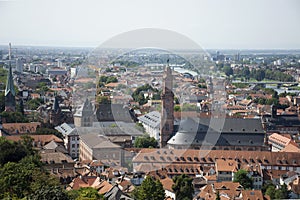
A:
74,98,94,127
49,96,63,126
160,63,174,148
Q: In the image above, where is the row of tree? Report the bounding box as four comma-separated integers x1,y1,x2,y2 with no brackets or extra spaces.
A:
222,65,295,82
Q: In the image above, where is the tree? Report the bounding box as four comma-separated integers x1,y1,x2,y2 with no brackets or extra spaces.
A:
26,98,43,110
134,135,158,148
233,169,253,189
216,190,221,200
265,184,276,199
172,174,194,200
0,137,64,199
29,186,69,200
223,66,233,77
67,187,104,200
96,96,111,104
132,176,165,200
0,111,28,123
0,137,27,166
275,184,290,199
35,127,64,140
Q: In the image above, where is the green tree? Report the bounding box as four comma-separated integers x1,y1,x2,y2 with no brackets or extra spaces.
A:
0,111,28,123
106,76,118,84
172,174,194,200
35,127,64,140
29,185,69,200
265,184,276,199
216,190,220,200
274,184,290,199
134,135,158,148
96,96,111,104
233,169,253,189
74,187,104,200
174,105,181,112
223,66,233,77
132,176,165,200
26,98,43,110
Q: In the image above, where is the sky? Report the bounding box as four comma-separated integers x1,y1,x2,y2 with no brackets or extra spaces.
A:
0,0,300,49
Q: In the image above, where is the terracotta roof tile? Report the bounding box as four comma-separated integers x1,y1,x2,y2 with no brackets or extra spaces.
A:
160,177,174,192
241,190,264,200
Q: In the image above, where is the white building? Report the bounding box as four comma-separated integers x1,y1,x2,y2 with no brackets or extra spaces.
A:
138,111,160,141
55,123,80,159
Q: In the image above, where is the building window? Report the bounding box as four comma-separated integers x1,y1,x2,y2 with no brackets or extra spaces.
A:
72,144,75,148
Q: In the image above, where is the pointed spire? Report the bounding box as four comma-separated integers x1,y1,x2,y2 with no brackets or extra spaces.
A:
53,96,60,113
5,64,15,97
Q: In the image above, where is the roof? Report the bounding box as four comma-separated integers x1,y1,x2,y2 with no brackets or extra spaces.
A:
138,111,161,129
40,151,74,164
97,180,113,194
168,117,265,147
104,185,133,200
96,104,136,123
3,122,41,134
216,159,238,172
43,140,68,154
269,133,291,146
280,143,300,153
55,123,77,136
133,149,300,168
160,177,174,192
80,133,121,149
71,176,98,190
90,160,105,167
241,190,264,200
77,122,143,137
5,134,63,145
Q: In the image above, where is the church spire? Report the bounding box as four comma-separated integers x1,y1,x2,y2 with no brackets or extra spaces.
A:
5,43,16,112
5,64,16,97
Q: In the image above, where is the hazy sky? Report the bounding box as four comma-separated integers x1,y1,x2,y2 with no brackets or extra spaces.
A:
0,0,299,49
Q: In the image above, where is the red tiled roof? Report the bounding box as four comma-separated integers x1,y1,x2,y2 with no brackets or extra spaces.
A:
160,177,174,192
5,134,63,146
3,122,41,134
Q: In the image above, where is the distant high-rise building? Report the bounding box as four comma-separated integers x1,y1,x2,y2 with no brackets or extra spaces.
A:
70,67,77,79
57,59,63,68
160,62,174,148
235,52,240,61
16,58,24,73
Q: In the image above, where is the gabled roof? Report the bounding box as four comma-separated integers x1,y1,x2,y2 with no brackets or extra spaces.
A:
5,134,63,145
216,159,238,172
43,140,68,154
3,122,41,134
241,190,264,200
104,185,133,200
80,133,121,149
160,177,174,192
40,151,74,164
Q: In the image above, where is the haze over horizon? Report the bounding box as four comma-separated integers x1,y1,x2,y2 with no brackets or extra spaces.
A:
0,0,299,49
